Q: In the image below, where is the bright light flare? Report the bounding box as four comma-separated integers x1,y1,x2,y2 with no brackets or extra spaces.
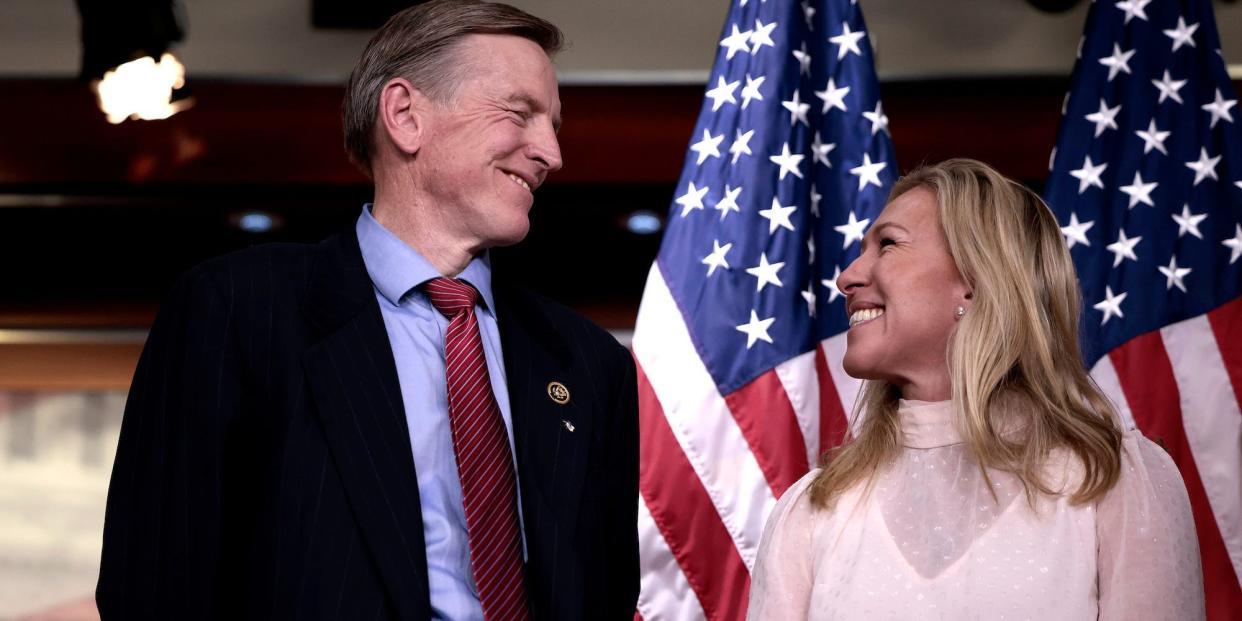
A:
93,53,191,124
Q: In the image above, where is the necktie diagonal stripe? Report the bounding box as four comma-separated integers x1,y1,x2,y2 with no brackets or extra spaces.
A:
425,277,529,621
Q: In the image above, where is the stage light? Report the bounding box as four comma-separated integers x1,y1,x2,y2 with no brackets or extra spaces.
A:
76,0,192,123
94,53,190,124
626,211,663,235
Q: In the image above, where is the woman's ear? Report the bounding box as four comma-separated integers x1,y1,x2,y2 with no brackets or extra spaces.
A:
378,77,428,156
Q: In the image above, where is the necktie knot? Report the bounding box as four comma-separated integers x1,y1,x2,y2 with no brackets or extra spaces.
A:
425,277,480,318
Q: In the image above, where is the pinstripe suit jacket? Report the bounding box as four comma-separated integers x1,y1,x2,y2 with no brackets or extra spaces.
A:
97,228,639,620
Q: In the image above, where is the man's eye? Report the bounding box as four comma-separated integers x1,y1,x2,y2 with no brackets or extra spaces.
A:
879,237,896,247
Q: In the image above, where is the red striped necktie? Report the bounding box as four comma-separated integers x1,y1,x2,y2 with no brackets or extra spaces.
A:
424,277,529,621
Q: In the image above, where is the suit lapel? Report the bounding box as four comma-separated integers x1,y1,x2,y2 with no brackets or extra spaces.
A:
301,231,431,619
495,286,592,558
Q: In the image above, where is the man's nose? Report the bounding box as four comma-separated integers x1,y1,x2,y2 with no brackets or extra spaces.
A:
530,125,563,173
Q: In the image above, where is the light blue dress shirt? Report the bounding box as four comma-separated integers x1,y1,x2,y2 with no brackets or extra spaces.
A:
356,206,524,621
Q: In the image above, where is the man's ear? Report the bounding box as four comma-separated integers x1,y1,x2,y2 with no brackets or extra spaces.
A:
378,77,429,156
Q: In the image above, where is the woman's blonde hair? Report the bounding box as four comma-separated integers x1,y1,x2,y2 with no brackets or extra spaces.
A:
808,158,1122,508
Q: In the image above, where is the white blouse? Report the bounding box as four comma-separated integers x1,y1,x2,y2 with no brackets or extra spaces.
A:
747,400,1204,620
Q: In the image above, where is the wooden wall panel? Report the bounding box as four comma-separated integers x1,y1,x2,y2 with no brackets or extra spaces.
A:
0,77,1136,188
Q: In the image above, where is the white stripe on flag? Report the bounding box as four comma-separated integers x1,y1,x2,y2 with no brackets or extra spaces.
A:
821,333,863,431
636,494,706,621
775,349,821,469
1161,316,1242,581
632,263,776,569
1089,355,1139,431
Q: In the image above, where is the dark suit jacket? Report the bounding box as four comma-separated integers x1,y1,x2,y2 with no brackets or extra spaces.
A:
96,228,639,620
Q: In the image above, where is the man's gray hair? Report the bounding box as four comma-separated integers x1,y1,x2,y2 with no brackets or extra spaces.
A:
342,0,563,175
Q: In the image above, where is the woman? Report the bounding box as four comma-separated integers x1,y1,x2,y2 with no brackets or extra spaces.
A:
747,159,1204,619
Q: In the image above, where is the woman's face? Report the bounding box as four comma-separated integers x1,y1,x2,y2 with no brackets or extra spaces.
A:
837,186,971,399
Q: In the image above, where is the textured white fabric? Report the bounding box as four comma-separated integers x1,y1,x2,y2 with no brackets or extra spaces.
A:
747,400,1205,620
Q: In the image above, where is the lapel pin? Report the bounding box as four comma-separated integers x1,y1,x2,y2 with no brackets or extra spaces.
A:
546,381,570,405
562,420,576,433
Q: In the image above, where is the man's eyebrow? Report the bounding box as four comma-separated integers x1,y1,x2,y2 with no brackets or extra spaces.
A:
505,93,560,132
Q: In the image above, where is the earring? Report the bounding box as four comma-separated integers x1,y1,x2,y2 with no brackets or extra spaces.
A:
955,306,966,319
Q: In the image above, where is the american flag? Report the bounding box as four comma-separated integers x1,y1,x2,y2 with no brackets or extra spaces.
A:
631,0,895,617
1043,0,1242,617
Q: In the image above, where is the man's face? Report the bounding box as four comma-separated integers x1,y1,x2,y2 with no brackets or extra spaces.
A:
413,34,563,252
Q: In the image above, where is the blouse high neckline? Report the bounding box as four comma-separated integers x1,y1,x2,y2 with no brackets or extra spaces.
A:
897,399,962,449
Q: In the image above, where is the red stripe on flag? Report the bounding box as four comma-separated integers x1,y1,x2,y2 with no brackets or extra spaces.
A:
1207,296,1242,415
724,369,809,499
637,363,751,620
1109,333,1242,620
815,346,851,457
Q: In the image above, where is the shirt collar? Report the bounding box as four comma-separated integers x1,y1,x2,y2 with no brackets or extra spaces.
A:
355,204,496,311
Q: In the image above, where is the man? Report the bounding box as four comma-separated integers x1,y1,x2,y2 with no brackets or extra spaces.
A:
96,2,639,619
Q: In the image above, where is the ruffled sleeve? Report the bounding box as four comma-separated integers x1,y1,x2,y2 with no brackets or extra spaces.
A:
1096,431,1205,620
745,470,821,620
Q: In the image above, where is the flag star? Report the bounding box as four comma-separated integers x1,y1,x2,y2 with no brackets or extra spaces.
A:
701,240,732,276
1223,224,1242,264
829,22,866,60
759,198,797,234
1163,16,1198,52
1049,147,1057,172
1135,119,1170,155
729,128,755,164
1076,35,1084,59
1098,43,1135,82
689,129,724,165
1114,0,1150,24
1118,171,1157,209
741,74,765,109
715,184,743,220
704,76,740,111
801,283,817,317
802,0,816,30
1106,230,1142,267
1093,286,1128,325
1201,88,1237,128
849,154,886,191
1158,255,1192,292
807,237,816,264
815,78,850,114
1151,70,1187,105
1185,148,1221,186
792,42,812,76
810,184,823,217
1062,92,1070,115
1060,212,1094,248
750,19,778,54
862,101,889,136
782,89,811,127
675,181,709,216
1085,98,1121,137
1070,155,1108,194
811,132,835,168
736,310,776,349
769,142,805,180
821,266,843,303
746,252,785,292
834,211,871,248
1171,203,1207,239
719,24,753,61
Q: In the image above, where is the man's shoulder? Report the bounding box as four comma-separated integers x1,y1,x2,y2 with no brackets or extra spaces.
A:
497,284,627,357
172,233,349,308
